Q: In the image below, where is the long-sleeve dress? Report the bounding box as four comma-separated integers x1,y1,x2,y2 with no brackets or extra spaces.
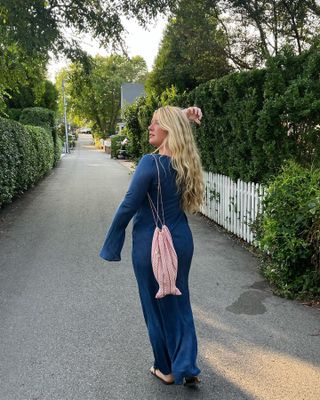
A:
99,154,200,384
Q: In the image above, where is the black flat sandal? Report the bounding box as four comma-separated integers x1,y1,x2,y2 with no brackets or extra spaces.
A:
184,376,201,387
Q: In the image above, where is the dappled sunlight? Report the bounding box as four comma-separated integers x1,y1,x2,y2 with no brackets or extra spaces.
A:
199,336,320,400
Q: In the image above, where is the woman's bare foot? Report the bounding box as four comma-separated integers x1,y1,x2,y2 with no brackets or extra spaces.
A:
150,366,175,384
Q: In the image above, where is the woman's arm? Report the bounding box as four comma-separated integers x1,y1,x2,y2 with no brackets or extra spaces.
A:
182,107,202,125
99,155,154,261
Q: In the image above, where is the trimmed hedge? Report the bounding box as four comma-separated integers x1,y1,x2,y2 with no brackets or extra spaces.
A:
124,46,320,183
20,107,61,166
20,107,55,129
6,108,23,122
0,118,55,207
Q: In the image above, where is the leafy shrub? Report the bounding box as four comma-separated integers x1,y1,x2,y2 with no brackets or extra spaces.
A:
0,117,55,208
124,46,320,182
252,161,320,299
123,88,177,160
6,108,22,121
111,134,128,158
0,118,22,205
25,125,54,178
19,106,61,166
20,107,55,129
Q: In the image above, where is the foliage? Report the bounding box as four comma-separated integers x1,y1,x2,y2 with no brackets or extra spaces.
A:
0,118,54,207
19,107,55,129
19,107,61,166
6,108,22,121
123,89,177,160
63,55,148,138
146,0,232,95
6,79,58,111
183,46,320,182
0,37,48,116
124,45,320,184
0,0,176,57
252,161,320,299
111,134,128,159
0,0,174,115
25,125,55,178
214,0,320,69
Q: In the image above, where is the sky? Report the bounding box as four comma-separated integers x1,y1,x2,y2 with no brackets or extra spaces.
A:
47,16,167,82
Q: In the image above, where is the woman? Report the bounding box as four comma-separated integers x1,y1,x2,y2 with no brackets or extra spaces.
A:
100,106,204,385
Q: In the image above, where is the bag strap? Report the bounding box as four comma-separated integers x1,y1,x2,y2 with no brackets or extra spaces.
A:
147,155,165,228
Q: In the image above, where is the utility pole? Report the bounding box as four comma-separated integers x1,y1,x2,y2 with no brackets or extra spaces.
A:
62,79,69,154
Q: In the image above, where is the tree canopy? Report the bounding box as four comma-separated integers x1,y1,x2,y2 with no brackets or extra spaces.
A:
0,0,176,57
0,0,174,114
146,0,232,95
59,55,147,137
212,0,320,68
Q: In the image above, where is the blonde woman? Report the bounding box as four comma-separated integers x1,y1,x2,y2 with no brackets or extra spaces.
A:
100,106,203,386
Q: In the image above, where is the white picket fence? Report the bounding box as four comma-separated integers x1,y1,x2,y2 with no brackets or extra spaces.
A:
201,171,265,245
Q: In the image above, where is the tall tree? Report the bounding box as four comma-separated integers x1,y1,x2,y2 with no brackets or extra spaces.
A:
213,0,320,69
147,0,232,95
63,55,147,137
0,0,176,57
0,0,175,114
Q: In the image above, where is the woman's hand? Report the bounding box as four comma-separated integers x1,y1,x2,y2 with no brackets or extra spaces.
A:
183,107,202,125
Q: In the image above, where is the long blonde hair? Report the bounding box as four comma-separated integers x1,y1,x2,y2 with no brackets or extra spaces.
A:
154,106,204,213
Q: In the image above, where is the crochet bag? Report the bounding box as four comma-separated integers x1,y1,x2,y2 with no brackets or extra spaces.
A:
147,155,182,299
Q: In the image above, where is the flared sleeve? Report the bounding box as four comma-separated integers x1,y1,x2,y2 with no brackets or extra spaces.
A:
99,154,154,261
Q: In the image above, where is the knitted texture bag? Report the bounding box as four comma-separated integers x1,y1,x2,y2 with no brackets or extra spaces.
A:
147,155,182,299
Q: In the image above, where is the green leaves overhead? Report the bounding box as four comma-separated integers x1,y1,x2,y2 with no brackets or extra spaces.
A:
0,0,176,57
147,0,232,95
60,55,148,137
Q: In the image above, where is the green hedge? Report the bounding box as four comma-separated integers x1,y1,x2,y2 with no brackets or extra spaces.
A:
20,107,61,166
123,48,320,299
0,118,55,207
124,89,176,161
6,108,23,121
252,161,320,299
124,46,320,183
20,107,55,129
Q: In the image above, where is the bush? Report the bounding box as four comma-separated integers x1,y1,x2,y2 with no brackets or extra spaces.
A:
111,134,128,158
6,108,22,121
123,88,177,161
19,106,61,166
25,125,54,178
0,117,55,208
0,118,23,205
20,107,55,129
123,46,320,182
252,161,320,299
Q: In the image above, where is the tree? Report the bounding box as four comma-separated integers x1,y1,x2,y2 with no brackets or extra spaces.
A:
6,78,58,112
0,0,177,57
63,55,147,137
213,0,320,69
0,0,175,114
146,0,232,95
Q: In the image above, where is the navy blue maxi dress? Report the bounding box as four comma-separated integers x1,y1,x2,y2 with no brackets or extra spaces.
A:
99,154,200,384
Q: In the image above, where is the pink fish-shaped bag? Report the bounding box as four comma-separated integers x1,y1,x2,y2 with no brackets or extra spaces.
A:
147,155,182,299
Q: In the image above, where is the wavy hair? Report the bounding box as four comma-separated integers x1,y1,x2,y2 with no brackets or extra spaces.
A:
154,106,204,213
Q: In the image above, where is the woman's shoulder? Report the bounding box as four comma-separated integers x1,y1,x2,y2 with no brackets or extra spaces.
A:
140,153,171,161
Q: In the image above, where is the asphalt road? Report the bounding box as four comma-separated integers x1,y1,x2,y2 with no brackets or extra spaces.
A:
0,134,319,400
